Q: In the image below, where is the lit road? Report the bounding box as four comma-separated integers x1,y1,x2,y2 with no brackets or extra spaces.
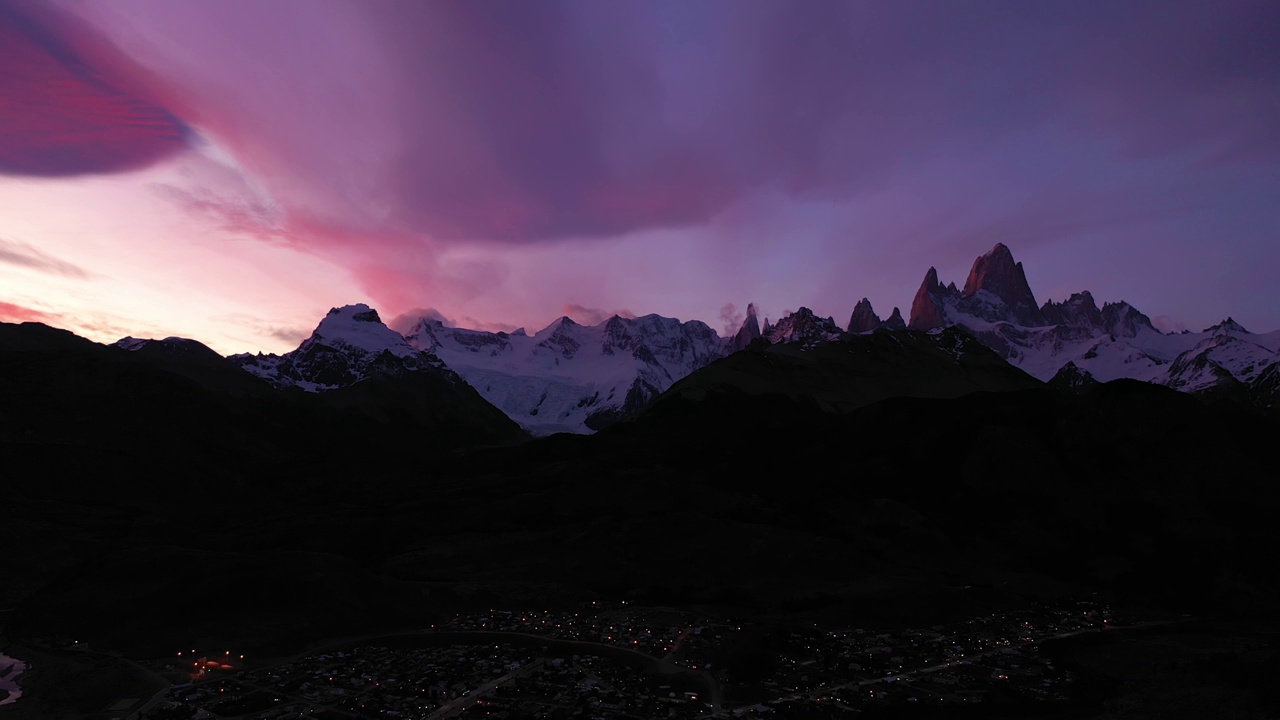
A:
661,627,693,661
425,658,544,719
769,620,1185,706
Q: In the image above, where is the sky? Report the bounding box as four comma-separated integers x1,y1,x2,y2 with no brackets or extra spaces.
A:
0,0,1277,354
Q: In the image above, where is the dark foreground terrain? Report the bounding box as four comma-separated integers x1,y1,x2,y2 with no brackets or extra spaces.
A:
3,323,1280,717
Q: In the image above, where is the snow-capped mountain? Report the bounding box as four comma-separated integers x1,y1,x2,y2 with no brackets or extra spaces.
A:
906,244,1280,394
105,305,524,444
403,312,727,435
229,304,457,392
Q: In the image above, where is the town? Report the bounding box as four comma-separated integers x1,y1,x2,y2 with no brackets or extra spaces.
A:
140,599,1125,719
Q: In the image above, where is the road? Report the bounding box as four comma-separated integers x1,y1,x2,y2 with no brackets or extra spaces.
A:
425,659,544,719
661,626,694,661
768,620,1187,706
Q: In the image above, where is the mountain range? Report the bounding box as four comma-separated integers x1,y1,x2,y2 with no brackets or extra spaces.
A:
187,243,1278,433
907,244,1280,402
1,243,1273,444
403,312,726,434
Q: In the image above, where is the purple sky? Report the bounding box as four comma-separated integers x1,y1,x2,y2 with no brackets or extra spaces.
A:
0,0,1277,351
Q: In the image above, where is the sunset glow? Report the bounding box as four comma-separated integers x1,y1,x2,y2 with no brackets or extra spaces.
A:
2,0,1277,352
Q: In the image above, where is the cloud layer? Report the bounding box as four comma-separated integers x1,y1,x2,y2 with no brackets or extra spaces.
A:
0,237,90,277
0,0,1277,346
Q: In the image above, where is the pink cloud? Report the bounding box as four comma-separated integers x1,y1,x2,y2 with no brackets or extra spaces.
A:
0,300,59,324
387,308,451,334
1152,315,1190,334
718,303,745,336
0,237,91,278
0,0,189,176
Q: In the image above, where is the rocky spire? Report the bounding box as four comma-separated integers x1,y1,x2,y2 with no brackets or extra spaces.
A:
961,243,1044,326
730,303,762,352
908,267,947,331
883,307,906,331
847,298,882,333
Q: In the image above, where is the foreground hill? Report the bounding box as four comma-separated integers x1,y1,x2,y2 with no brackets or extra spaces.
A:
0,315,526,483
641,325,1041,427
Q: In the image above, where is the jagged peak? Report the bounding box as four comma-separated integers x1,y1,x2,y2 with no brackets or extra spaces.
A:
1101,300,1139,313
960,244,1042,325
730,302,762,352
231,302,456,394
766,307,845,345
1204,317,1249,335
922,267,940,291
884,307,906,331
848,297,882,334
1042,290,1098,309
910,268,947,331
530,315,580,337
1099,300,1156,338
1040,290,1103,330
